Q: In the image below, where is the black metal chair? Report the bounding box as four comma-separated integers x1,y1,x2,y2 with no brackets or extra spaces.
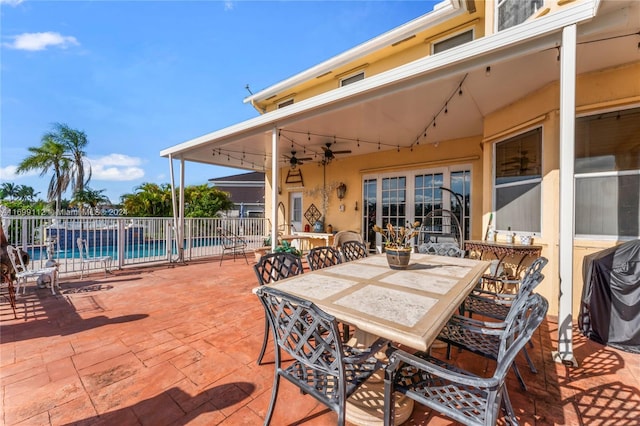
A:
462,257,548,379
437,258,547,391
306,246,343,271
253,252,304,365
256,286,387,426
340,240,368,262
384,293,548,426
217,227,249,266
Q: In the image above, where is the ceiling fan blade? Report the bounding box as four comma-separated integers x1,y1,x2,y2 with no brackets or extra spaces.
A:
332,150,352,154
298,157,313,161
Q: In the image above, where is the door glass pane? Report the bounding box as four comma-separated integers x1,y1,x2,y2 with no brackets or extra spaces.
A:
363,179,377,250
450,170,471,240
414,173,443,221
381,176,406,228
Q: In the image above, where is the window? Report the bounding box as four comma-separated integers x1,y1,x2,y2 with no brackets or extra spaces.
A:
494,128,542,233
497,0,544,31
278,98,294,109
340,72,364,87
432,30,473,54
575,107,640,238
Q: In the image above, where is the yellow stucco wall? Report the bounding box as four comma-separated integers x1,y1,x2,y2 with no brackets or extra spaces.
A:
258,7,486,113
483,61,640,316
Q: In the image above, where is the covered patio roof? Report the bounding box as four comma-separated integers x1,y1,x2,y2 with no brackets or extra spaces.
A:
159,0,640,365
159,1,637,171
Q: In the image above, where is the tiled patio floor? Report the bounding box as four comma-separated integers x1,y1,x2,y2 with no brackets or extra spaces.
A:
1,257,639,425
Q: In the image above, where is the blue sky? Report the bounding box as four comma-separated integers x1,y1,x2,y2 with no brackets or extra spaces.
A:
1,0,433,204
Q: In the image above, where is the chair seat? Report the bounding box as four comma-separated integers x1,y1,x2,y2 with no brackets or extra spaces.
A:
463,293,513,320
437,316,501,359
284,345,382,403
393,362,493,425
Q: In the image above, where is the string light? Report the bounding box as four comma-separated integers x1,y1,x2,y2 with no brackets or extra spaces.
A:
410,74,467,149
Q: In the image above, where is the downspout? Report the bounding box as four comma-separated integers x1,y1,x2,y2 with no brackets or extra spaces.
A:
553,24,578,367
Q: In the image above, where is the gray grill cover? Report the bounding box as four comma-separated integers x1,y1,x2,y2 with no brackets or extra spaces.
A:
579,240,640,353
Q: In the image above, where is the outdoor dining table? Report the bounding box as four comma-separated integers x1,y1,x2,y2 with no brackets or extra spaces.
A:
260,252,490,425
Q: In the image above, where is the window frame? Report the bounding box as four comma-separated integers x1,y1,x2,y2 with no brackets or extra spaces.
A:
574,105,640,240
492,126,543,235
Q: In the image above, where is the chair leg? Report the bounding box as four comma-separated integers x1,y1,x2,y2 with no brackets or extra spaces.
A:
383,375,395,426
522,346,537,373
500,386,519,425
257,317,270,365
511,362,528,391
264,372,281,425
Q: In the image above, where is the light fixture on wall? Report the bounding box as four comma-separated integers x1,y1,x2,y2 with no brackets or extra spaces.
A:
336,182,347,200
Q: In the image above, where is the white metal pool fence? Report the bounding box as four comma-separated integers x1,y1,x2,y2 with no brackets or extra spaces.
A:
2,215,269,277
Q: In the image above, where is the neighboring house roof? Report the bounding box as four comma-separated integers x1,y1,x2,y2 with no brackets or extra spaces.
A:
209,172,265,206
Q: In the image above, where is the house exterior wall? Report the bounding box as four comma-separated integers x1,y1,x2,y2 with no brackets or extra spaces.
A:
261,2,639,317
257,7,486,113
483,61,640,315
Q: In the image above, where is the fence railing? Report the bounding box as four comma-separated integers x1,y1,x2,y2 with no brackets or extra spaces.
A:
2,215,268,278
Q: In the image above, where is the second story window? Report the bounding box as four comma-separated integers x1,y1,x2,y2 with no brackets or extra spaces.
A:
432,29,473,54
278,99,294,109
340,72,364,87
497,0,544,31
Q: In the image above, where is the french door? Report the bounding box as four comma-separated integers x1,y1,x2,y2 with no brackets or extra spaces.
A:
363,167,471,252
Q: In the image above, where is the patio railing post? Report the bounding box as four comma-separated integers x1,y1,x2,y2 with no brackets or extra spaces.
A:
117,219,125,270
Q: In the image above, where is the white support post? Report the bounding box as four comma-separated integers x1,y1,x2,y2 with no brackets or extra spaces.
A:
178,157,185,262
271,126,279,252
553,24,578,367
168,154,181,263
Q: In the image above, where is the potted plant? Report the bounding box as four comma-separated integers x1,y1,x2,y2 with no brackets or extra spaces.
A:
254,235,272,262
373,222,420,269
273,240,302,257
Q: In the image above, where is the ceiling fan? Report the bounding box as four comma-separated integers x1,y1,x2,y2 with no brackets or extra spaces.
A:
321,142,351,164
284,150,312,169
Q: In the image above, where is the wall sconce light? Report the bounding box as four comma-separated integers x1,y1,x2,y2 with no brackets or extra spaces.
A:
336,182,347,200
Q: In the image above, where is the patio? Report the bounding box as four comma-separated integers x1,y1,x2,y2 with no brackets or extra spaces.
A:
1,258,638,425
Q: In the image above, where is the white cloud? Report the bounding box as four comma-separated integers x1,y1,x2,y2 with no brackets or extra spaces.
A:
224,1,234,11
88,154,145,182
0,165,38,180
0,0,25,6
4,32,79,51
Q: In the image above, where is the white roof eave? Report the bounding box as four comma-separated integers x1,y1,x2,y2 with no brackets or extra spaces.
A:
242,0,466,105
160,0,598,159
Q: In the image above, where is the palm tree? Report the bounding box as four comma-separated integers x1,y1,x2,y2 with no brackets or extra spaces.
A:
16,185,39,202
0,183,18,201
16,138,71,215
45,123,92,194
121,183,173,217
71,187,110,214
